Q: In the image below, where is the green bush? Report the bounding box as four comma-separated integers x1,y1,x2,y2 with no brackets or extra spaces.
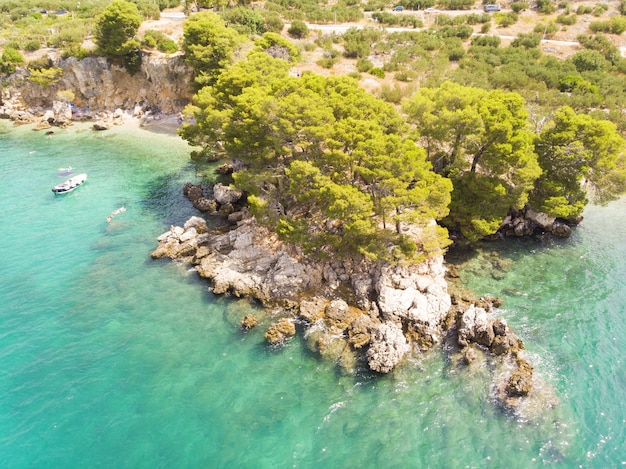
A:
262,12,284,33
576,5,593,14
510,2,529,13
572,49,608,72
27,67,63,87
511,32,542,49
557,14,576,25
288,20,309,39
534,22,557,35
536,0,556,14
369,67,385,78
27,57,53,71
61,45,91,60
24,39,41,52
1,47,24,74
222,7,265,36
493,12,518,27
157,38,178,53
141,35,157,49
316,56,338,68
471,35,500,47
356,58,373,72
394,70,416,82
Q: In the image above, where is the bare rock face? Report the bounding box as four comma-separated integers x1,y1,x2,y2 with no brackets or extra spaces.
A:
375,257,451,347
151,212,453,373
324,299,359,331
367,322,411,373
213,183,243,206
190,219,325,307
298,297,327,323
265,318,296,345
17,55,192,115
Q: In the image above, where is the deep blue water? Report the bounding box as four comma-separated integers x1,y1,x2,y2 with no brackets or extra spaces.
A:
1,121,624,468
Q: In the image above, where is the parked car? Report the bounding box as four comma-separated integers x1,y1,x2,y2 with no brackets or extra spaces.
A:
484,4,501,12
393,5,404,11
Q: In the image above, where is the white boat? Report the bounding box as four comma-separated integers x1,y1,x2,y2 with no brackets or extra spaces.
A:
52,173,87,194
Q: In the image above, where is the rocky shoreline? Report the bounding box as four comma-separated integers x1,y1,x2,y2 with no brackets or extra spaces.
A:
151,181,557,417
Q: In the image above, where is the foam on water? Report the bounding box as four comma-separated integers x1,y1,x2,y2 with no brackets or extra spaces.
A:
1,121,625,468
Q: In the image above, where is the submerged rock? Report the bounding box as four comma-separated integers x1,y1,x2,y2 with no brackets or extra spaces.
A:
240,314,258,331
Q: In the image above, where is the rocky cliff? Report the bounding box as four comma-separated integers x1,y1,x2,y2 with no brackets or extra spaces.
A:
1,52,192,122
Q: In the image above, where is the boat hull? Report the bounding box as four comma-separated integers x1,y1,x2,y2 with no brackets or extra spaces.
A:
52,173,87,194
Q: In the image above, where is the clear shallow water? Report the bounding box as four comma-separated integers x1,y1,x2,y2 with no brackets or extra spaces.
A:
1,121,624,468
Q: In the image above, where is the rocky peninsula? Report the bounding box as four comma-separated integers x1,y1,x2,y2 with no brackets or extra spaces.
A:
151,181,552,416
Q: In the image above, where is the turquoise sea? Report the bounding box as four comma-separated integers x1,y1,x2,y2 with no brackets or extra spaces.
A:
1,120,624,468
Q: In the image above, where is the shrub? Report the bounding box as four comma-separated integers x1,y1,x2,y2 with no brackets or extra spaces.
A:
557,14,576,25
158,38,178,53
536,0,556,14
24,39,41,52
262,12,284,33
288,20,309,39
61,45,90,60
572,49,608,72
316,56,338,68
447,46,465,61
27,57,52,71
394,70,416,82
369,67,385,78
356,58,373,72
471,35,501,47
494,12,518,28
141,35,157,49
534,22,559,38
27,67,63,87
576,5,593,15
222,7,265,36
1,47,24,74
511,32,542,48
511,2,529,13
377,83,406,103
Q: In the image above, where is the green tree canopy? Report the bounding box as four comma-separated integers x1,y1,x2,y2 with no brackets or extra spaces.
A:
182,11,244,88
403,81,541,240
182,53,451,261
531,106,626,218
93,0,142,58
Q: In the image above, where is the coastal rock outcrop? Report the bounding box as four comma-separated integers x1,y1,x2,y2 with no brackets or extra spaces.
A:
182,182,245,219
265,318,296,345
152,183,548,415
151,210,451,373
367,322,411,373
499,206,575,238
